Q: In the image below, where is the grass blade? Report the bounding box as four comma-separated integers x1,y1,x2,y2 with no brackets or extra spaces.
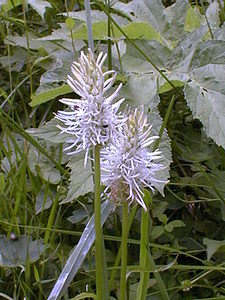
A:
47,200,114,300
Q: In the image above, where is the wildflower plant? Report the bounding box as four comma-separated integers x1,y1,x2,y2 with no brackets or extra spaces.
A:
55,49,125,165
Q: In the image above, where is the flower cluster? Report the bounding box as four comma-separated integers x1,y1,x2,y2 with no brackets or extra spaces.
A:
55,49,125,165
56,49,167,209
101,107,166,211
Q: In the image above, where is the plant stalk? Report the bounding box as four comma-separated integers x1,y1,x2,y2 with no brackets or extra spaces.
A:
136,196,150,300
94,144,104,299
120,201,129,300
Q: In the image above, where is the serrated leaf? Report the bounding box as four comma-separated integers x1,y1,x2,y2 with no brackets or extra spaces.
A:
184,64,225,149
115,0,189,44
28,147,61,184
61,154,94,204
203,238,225,261
189,40,225,71
0,235,44,267
27,0,51,19
28,117,70,144
121,40,170,73
167,26,207,73
144,0,189,42
30,84,72,107
48,200,114,300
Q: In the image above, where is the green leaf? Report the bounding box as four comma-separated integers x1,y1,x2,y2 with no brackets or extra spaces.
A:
29,84,72,107
28,117,70,144
27,0,51,19
60,154,94,204
114,0,189,44
72,21,161,41
158,213,168,225
164,220,185,233
0,235,44,267
35,187,54,214
168,220,185,228
184,6,201,32
48,200,114,300
121,41,171,73
151,226,164,240
203,238,225,261
1,0,23,11
189,40,225,71
28,146,61,184
65,17,75,30
184,63,225,149
158,80,184,94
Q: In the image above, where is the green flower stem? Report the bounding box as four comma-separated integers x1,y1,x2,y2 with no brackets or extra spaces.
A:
137,195,150,300
120,201,129,300
109,206,137,290
137,192,170,300
84,0,94,52
94,144,104,300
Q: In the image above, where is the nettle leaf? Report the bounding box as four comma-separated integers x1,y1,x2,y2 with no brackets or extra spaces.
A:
189,40,225,71
27,0,51,19
0,235,44,267
144,0,189,42
28,146,61,185
167,26,207,73
114,0,189,44
203,238,225,261
184,63,225,149
121,41,171,73
28,117,70,144
61,154,94,204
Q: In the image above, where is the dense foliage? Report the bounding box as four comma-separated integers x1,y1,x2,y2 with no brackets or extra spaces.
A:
0,0,225,299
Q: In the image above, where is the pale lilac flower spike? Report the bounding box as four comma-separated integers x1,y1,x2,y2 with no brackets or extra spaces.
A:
101,106,167,211
55,49,125,165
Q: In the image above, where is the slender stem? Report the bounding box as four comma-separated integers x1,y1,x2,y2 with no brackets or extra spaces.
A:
200,0,214,39
120,201,129,300
137,196,150,300
85,0,94,51
94,144,103,299
107,0,112,71
109,206,137,290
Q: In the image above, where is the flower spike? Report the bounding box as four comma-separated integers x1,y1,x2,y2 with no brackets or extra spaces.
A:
101,106,167,211
55,49,125,164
